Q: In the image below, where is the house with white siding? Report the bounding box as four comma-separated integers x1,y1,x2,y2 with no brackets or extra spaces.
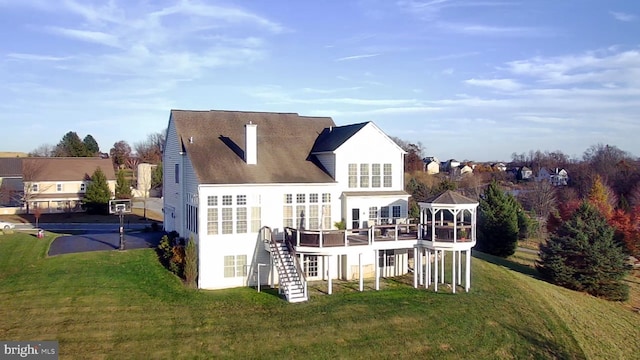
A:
163,110,477,302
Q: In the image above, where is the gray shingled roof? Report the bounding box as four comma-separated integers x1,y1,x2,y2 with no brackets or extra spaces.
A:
22,158,116,182
311,122,368,153
171,110,338,184
0,158,23,177
423,190,477,205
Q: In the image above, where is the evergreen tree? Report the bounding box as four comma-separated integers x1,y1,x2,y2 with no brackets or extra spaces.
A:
184,236,198,288
477,180,519,257
537,202,630,301
83,167,112,214
83,135,100,156
115,169,132,199
55,131,88,157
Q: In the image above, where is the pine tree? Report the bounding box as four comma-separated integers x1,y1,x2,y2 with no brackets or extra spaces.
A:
83,134,100,156
55,131,89,157
83,167,112,214
537,202,630,301
477,180,519,257
115,169,132,199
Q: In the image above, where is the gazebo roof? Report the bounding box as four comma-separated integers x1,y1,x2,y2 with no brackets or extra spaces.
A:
423,190,477,205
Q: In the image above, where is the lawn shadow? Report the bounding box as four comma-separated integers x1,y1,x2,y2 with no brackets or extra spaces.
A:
473,250,542,280
500,322,587,360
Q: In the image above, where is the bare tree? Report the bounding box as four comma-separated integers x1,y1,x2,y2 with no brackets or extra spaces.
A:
521,180,557,220
29,144,55,157
134,132,165,164
20,159,51,214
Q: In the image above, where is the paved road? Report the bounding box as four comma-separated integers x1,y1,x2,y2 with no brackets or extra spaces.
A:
14,222,150,232
49,231,164,256
132,197,163,214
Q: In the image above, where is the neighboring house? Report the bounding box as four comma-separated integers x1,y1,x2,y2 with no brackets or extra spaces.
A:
517,166,533,181
458,164,473,176
22,158,116,213
164,110,480,301
550,168,569,186
423,159,440,174
0,158,24,207
536,167,551,182
492,162,507,172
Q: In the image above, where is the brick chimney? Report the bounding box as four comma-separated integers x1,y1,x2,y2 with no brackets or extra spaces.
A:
245,122,257,165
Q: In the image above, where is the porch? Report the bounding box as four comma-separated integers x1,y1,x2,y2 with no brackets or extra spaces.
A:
285,224,418,249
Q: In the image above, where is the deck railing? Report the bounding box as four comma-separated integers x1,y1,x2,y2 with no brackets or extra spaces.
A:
285,224,419,248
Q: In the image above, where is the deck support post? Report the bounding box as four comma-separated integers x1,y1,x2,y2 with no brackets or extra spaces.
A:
358,253,364,292
375,250,380,290
413,247,418,288
452,249,456,294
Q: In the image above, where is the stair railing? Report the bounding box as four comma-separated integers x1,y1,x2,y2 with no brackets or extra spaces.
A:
261,226,293,297
284,228,308,299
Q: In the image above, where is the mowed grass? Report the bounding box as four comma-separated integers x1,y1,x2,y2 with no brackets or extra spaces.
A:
1,233,639,359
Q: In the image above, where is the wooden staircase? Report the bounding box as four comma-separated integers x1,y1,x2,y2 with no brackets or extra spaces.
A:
261,226,308,303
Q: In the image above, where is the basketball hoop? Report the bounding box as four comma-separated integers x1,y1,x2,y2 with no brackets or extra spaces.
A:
109,199,132,250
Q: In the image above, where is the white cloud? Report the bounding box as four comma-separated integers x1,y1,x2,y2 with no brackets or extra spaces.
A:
336,53,381,61
464,78,522,91
6,53,70,61
435,22,552,37
610,11,637,22
46,27,121,48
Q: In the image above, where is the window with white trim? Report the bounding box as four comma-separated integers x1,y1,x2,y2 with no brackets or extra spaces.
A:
393,205,402,219
56,183,63,192
236,207,247,233
283,194,293,228
348,164,357,188
251,207,261,232
221,208,233,234
360,164,369,188
309,204,319,229
224,255,247,278
369,206,378,225
383,164,392,187
322,193,331,229
305,255,318,277
372,164,381,188
381,206,390,225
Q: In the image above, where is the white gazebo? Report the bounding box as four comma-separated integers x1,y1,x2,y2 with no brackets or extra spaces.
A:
414,190,479,293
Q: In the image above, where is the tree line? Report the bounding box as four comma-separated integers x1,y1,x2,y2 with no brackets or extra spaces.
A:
398,139,638,302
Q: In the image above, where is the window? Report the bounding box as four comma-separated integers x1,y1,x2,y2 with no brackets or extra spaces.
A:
383,164,392,187
207,208,218,235
56,183,62,192
175,164,180,184
369,207,378,225
348,164,357,188
360,164,369,187
309,193,318,203
296,193,306,203
284,194,293,204
186,204,198,233
283,205,293,228
207,196,218,206
322,193,331,229
222,195,232,206
305,255,318,277
222,208,233,234
381,206,390,225
309,205,319,229
236,207,247,233
237,195,246,205
372,164,381,188
393,205,402,218
296,205,306,229
224,255,247,278
80,183,86,192
251,207,261,232
31,183,39,192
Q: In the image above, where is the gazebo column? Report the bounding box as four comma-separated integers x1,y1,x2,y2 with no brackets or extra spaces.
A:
375,250,380,291
440,250,445,284
465,249,471,292
452,250,456,294
434,249,438,292
426,248,431,287
358,253,363,292
457,251,462,285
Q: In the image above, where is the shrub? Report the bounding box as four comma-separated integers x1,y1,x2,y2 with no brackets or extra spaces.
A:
334,220,346,230
184,236,198,288
157,233,184,277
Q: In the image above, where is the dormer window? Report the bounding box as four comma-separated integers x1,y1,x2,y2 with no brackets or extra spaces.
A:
31,183,39,192
57,183,63,192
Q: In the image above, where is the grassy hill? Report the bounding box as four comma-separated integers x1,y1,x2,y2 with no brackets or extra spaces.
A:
0,151,28,157
0,232,638,359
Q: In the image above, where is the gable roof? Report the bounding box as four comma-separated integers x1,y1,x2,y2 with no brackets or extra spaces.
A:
170,110,337,184
423,190,478,205
0,158,23,177
310,122,368,153
22,158,116,182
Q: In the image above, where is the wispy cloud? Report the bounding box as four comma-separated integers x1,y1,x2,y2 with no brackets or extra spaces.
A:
336,53,381,61
425,51,480,61
610,11,637,22
6,53,70,61
46,27,121,48
436,22,552,37
464,78,522,91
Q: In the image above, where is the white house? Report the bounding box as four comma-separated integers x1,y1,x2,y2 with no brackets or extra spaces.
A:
163,110,476,302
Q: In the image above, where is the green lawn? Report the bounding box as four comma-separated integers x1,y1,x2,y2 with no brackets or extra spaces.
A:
1,233,639,359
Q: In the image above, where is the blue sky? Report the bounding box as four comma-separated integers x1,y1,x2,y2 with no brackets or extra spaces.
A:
1,0,639,162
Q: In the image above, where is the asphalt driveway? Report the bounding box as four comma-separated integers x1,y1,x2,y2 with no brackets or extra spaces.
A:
49,231,164,256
